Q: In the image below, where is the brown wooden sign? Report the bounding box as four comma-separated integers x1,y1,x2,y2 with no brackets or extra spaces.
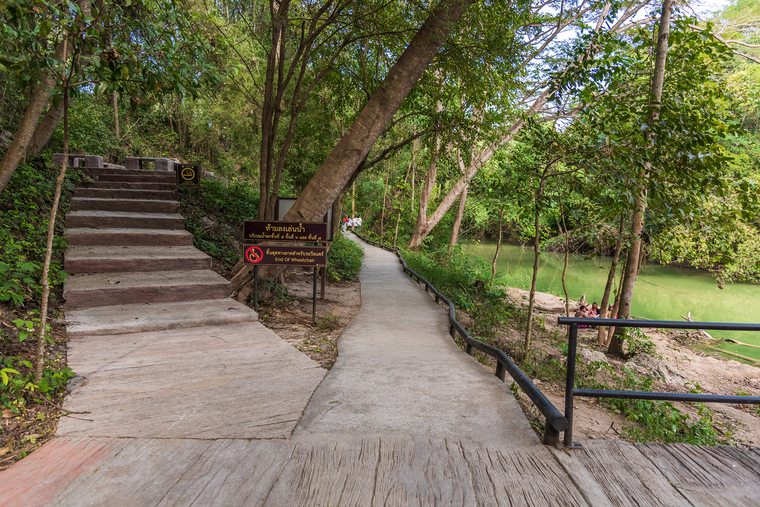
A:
243,245,327,267
244,221,328,243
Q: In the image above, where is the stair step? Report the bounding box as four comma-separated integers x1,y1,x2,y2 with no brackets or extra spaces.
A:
65,210,185,230
66,299,257,337
65,246,211,273
96,173,175,183
74,188,175,200
89,181,175,190
82,167,174,177
63,270,231,309
65,228,194,246
70,197,179,213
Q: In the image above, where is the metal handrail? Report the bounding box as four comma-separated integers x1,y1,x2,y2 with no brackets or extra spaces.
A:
558,316,760,447
353,231,568,445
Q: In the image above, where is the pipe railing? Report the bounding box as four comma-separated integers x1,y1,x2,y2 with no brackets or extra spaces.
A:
354,231,568,445
558,317,760,447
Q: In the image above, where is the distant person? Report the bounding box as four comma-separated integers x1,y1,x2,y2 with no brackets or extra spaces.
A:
354,215,362,229
591,302,600,317
341,214,349,232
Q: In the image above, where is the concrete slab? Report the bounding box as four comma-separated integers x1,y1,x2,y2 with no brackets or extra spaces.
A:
83,167,169,176
65,210,185,229
95,173,175,183
65,228,193,247
294,234,540,448
58,322,327,439
66,298,257,337
70,197,179,213
73,188,175,200
90,181,175,190
64,245,211,273
63,269,230,309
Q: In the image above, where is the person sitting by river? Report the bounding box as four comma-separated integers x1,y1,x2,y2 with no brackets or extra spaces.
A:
590,302,600,317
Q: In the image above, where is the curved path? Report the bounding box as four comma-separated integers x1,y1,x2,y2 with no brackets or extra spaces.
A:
295,234,538,445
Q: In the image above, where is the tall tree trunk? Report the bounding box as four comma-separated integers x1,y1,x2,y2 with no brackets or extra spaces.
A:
597,213,626,344
615,0,673,338
280,0,475,225
525,172,548,356
561,207,570,317
408,141,439,249
393,206,401,246
407,90,553,249
448,181,467,249
113,90,120,138
605,256,627,347
28,100,65,156
491,206,505,285
0,69,60,193
380,164,390,237
36,41,71,383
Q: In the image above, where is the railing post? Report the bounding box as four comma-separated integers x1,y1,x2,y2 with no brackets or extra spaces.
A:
495,361,506,381
564,324,578,447
466,344,474,356
543,419,560,446
449,323,456,338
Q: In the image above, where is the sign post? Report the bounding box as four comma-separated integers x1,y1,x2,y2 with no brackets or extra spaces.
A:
243,221,328,321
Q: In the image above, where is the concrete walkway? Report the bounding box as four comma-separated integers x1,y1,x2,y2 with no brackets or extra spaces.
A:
296,234,538,446
2,229,760,505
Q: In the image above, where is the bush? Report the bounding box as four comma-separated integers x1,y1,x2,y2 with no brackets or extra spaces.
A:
327,232,364,281
0,161,80,307
178,178,260,269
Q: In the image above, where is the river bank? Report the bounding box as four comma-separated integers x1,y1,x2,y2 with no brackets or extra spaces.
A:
500,287,760,446
462,241,760,361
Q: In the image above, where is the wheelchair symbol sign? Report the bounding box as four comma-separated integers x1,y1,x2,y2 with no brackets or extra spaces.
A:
245,246,264,264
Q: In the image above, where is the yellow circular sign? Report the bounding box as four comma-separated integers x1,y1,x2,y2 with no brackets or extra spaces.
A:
181,167,196,181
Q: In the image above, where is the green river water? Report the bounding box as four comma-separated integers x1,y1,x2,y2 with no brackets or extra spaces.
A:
461,241,760,361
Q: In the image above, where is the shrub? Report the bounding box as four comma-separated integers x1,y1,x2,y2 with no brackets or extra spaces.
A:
327,232,363,281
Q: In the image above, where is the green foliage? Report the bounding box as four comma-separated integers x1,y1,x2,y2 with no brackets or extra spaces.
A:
47,94,123,160
326,232,364,282
178,178,259,269
623,328,656,357
315,312,341,332
0,354,75,414
576,361,730,445
0,161,79,307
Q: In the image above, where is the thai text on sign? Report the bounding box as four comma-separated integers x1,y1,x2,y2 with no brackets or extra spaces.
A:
243,221,328,243
243,245,327,267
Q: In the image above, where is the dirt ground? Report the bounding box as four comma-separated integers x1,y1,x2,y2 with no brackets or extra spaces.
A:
0,305,69,471
258,277,760,446
252,267,361,370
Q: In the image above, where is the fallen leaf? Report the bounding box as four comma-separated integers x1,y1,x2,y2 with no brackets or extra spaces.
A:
0,447,9,456
2,409,15,419
107,280,120,284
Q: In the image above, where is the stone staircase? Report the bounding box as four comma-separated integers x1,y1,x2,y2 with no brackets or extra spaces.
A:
63,167,257,337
